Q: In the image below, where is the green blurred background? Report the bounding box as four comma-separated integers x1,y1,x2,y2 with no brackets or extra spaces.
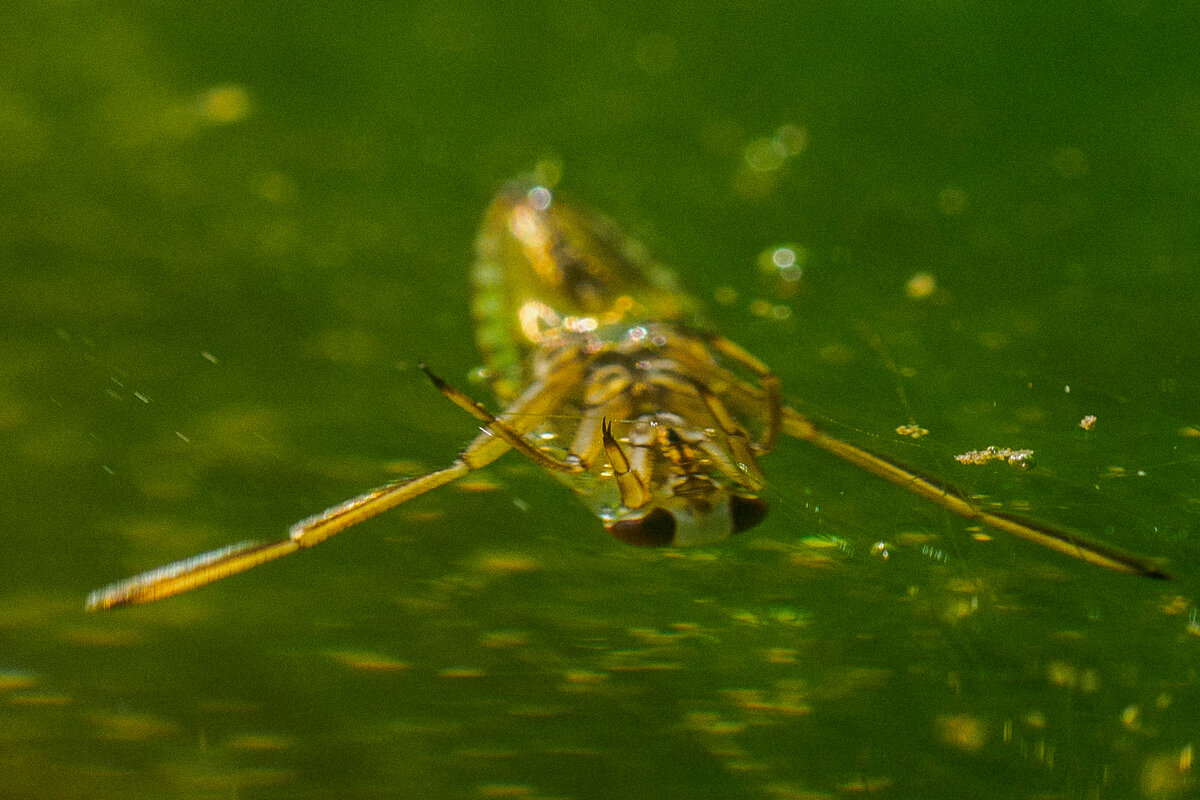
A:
2,1,1198,798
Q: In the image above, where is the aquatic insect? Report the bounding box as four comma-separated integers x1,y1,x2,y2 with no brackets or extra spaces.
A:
88,180,1169,609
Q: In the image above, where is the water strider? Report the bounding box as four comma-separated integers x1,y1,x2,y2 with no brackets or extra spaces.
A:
88,179,1169,610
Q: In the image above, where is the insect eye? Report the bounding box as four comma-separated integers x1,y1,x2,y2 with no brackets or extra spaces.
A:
729,495,769,534
606,507,677,547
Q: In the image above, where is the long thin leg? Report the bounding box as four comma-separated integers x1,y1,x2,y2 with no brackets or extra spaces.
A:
781,408,1170,578
87,465,475,610
88,361,584,610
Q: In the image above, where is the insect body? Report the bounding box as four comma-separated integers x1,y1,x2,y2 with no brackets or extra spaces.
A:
88,180,1168,609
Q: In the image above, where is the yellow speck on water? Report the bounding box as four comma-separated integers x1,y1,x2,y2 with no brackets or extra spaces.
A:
562,669,607,685
763,781,836,800
457,478,505,493
1161,596,1190,615
724,687,811,716
1141,749,1194,797
713,286,739,306
1121,704,1142,732
765,648,798,664
480,630,531,649
724,689,771,712
227,733,295,752
896,531,937,548
197,85,251,124
0,669,38,692
12,690,70,710
797,535,837,550
683,711,747,735
1022,710,1048,730
1179,425,1200,438
439,666,486,679
835,776,895,793
730,610,761,625
93,711,179,741
895,423,929,439
769,606,804,624
1079,414,1097,431
10,691,70,707
327,650,409,672
748,298,773,318
938,187,968,216
904,272,937,300
743,137,788,174
954,446,1034,468
628,627,679,644
787,551,835,568
662,549,719,561
1046,660,1078,689
384,458,429,475
472,552,541,575
935,713,988,753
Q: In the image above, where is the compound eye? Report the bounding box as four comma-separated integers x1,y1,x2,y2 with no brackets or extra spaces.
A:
606,507,677,547
729,495,769,534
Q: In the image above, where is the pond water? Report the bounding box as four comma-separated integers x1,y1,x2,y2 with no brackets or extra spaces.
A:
2,2,1198,798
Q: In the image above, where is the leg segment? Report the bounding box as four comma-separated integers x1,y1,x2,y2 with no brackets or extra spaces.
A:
421,364,585,475
88,358,585,610
781,408,1170,578
704,334,783,454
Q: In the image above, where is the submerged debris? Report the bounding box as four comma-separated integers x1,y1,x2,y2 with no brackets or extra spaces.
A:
954,446,1035,469
895,423,929,439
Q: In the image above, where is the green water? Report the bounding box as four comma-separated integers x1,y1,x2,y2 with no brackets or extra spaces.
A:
2,2,1198,797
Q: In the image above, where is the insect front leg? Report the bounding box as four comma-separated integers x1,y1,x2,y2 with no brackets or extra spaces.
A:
420,364,586,475
87,446,504,611
292,360,591,549
87,361,585,610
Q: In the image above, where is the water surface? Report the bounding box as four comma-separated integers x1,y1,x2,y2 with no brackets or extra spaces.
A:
2,2,1198,798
